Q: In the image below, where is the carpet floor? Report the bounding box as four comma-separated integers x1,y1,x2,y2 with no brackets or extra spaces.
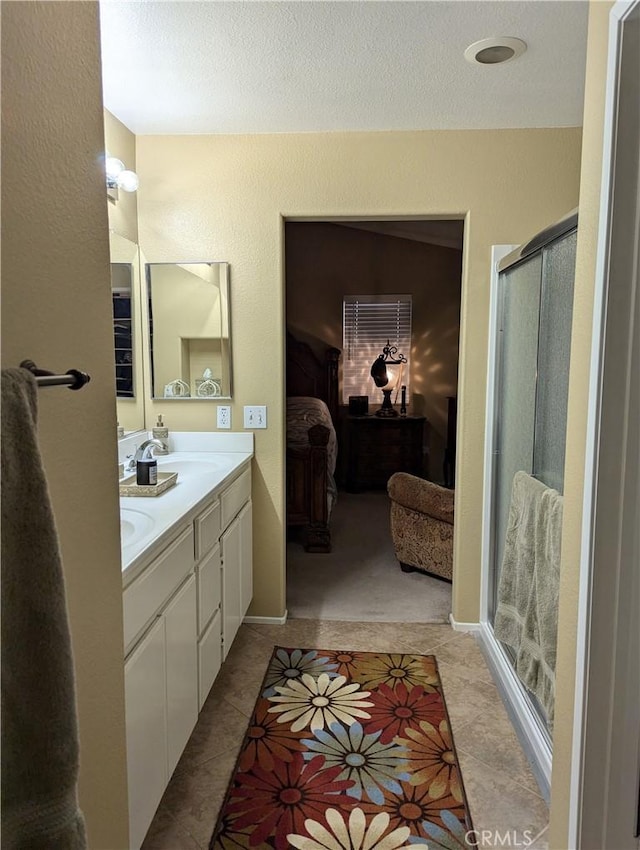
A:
287,492,452,623
209,646,474,849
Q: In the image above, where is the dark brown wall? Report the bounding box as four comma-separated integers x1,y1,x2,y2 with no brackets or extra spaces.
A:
285,222,462,482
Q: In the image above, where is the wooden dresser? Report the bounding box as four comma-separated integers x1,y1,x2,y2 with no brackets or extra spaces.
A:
344,415,426,492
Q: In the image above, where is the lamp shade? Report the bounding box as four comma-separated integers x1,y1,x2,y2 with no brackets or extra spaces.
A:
105,156,125,182
117,170,139,192
370,357,389,388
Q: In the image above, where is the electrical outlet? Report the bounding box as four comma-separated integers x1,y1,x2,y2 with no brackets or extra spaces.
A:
217,405,231,429
243,405,267,429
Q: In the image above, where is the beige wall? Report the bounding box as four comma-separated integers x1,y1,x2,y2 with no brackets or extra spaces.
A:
549,2,614,847
1,4,129,848
137,128,582,620
285,221,463,480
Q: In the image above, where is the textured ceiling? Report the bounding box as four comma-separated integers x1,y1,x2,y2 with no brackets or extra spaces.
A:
99,1,589,135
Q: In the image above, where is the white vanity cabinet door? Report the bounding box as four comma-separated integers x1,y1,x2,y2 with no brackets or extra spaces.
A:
164,574,198,777
221,515,242,658
239,501,253,618
198,609,222,710
220,484,253,659
125,617,168,850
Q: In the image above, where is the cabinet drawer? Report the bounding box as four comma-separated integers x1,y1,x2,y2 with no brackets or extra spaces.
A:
197,543,221,634
198,609,222,710
124,526,195,652
194,499,221,561
221,468,251,529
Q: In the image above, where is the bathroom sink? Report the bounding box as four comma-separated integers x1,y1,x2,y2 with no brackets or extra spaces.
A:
120,508,155,546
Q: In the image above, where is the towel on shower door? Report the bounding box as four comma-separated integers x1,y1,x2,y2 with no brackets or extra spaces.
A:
494,470,563,729
1,369,86,850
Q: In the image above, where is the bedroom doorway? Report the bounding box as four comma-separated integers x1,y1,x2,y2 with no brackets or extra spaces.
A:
284,218,464,623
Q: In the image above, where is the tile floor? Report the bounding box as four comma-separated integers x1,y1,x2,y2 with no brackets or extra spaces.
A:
141,620,549,850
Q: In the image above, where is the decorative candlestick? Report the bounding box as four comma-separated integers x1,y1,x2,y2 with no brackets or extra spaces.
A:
400,385,407,416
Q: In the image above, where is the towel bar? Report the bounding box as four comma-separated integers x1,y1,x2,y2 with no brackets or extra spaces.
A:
20,360,91,391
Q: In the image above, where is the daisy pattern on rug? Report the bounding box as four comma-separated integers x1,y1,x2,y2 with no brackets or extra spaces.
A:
222,752,356,848
237,699,307,772
351,653,439,693
263,648,339,697
287,807,414,850
364,681,444,744
396,719,462,801
321,649,372,679
301,721,410,804
411,810,476,849
361,782,467,835
268,672,374,733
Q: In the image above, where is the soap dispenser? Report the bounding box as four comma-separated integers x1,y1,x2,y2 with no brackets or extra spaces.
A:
136,445,158,486
152,415,169,454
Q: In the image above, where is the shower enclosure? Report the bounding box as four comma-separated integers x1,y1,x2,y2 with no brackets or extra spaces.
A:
481,211,577,797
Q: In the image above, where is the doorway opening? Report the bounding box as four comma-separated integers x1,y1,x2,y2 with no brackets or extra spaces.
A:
284,218,464,622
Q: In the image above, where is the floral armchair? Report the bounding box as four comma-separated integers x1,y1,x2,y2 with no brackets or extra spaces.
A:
387,472,454,582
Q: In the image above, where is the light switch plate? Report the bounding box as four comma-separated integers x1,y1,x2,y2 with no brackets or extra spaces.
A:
243,405,267,429
217,405,231,429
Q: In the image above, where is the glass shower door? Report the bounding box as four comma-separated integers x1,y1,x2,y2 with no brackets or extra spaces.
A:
533,230,578,492
489,254,542,621
488,222,576,739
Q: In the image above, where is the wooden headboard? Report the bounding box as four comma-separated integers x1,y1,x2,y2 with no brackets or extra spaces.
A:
286,332,341,424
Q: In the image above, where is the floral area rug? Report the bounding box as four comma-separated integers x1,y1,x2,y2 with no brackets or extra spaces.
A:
209,647,476,850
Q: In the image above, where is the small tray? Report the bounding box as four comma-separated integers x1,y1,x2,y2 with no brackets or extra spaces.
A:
119,471,178,497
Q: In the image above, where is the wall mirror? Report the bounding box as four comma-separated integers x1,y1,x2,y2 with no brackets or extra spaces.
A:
110,231,145,433
146,262,232,400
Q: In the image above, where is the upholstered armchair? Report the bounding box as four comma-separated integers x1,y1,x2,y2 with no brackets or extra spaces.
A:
387,472,454,581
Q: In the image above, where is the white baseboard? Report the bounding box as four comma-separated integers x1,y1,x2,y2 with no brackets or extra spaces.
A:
449,613,481,632
476,623,552,802
244,611,288,626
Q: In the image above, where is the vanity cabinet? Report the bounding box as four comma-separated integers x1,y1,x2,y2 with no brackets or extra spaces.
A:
123,462,252,850
164,574,198,775
222,501,253,654
124,617,167,850
124,565,198,850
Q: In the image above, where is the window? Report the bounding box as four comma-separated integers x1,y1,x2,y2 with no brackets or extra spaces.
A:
342,295,412,403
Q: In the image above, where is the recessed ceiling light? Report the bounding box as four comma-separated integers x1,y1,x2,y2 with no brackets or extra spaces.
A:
464,37,527,66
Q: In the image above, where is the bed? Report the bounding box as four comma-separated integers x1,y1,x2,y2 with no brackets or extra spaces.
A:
286,332,341,552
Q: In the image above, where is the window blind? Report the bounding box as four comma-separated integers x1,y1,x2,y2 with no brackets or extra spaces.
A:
342,295,412,403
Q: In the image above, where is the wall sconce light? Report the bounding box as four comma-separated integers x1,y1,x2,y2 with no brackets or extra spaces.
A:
370,340,407,417
105,155,139,203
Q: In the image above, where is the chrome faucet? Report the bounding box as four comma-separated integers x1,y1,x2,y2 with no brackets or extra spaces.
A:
125,439,166,472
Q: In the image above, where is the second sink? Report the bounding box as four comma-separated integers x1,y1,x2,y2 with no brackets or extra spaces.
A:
120,508,155,546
